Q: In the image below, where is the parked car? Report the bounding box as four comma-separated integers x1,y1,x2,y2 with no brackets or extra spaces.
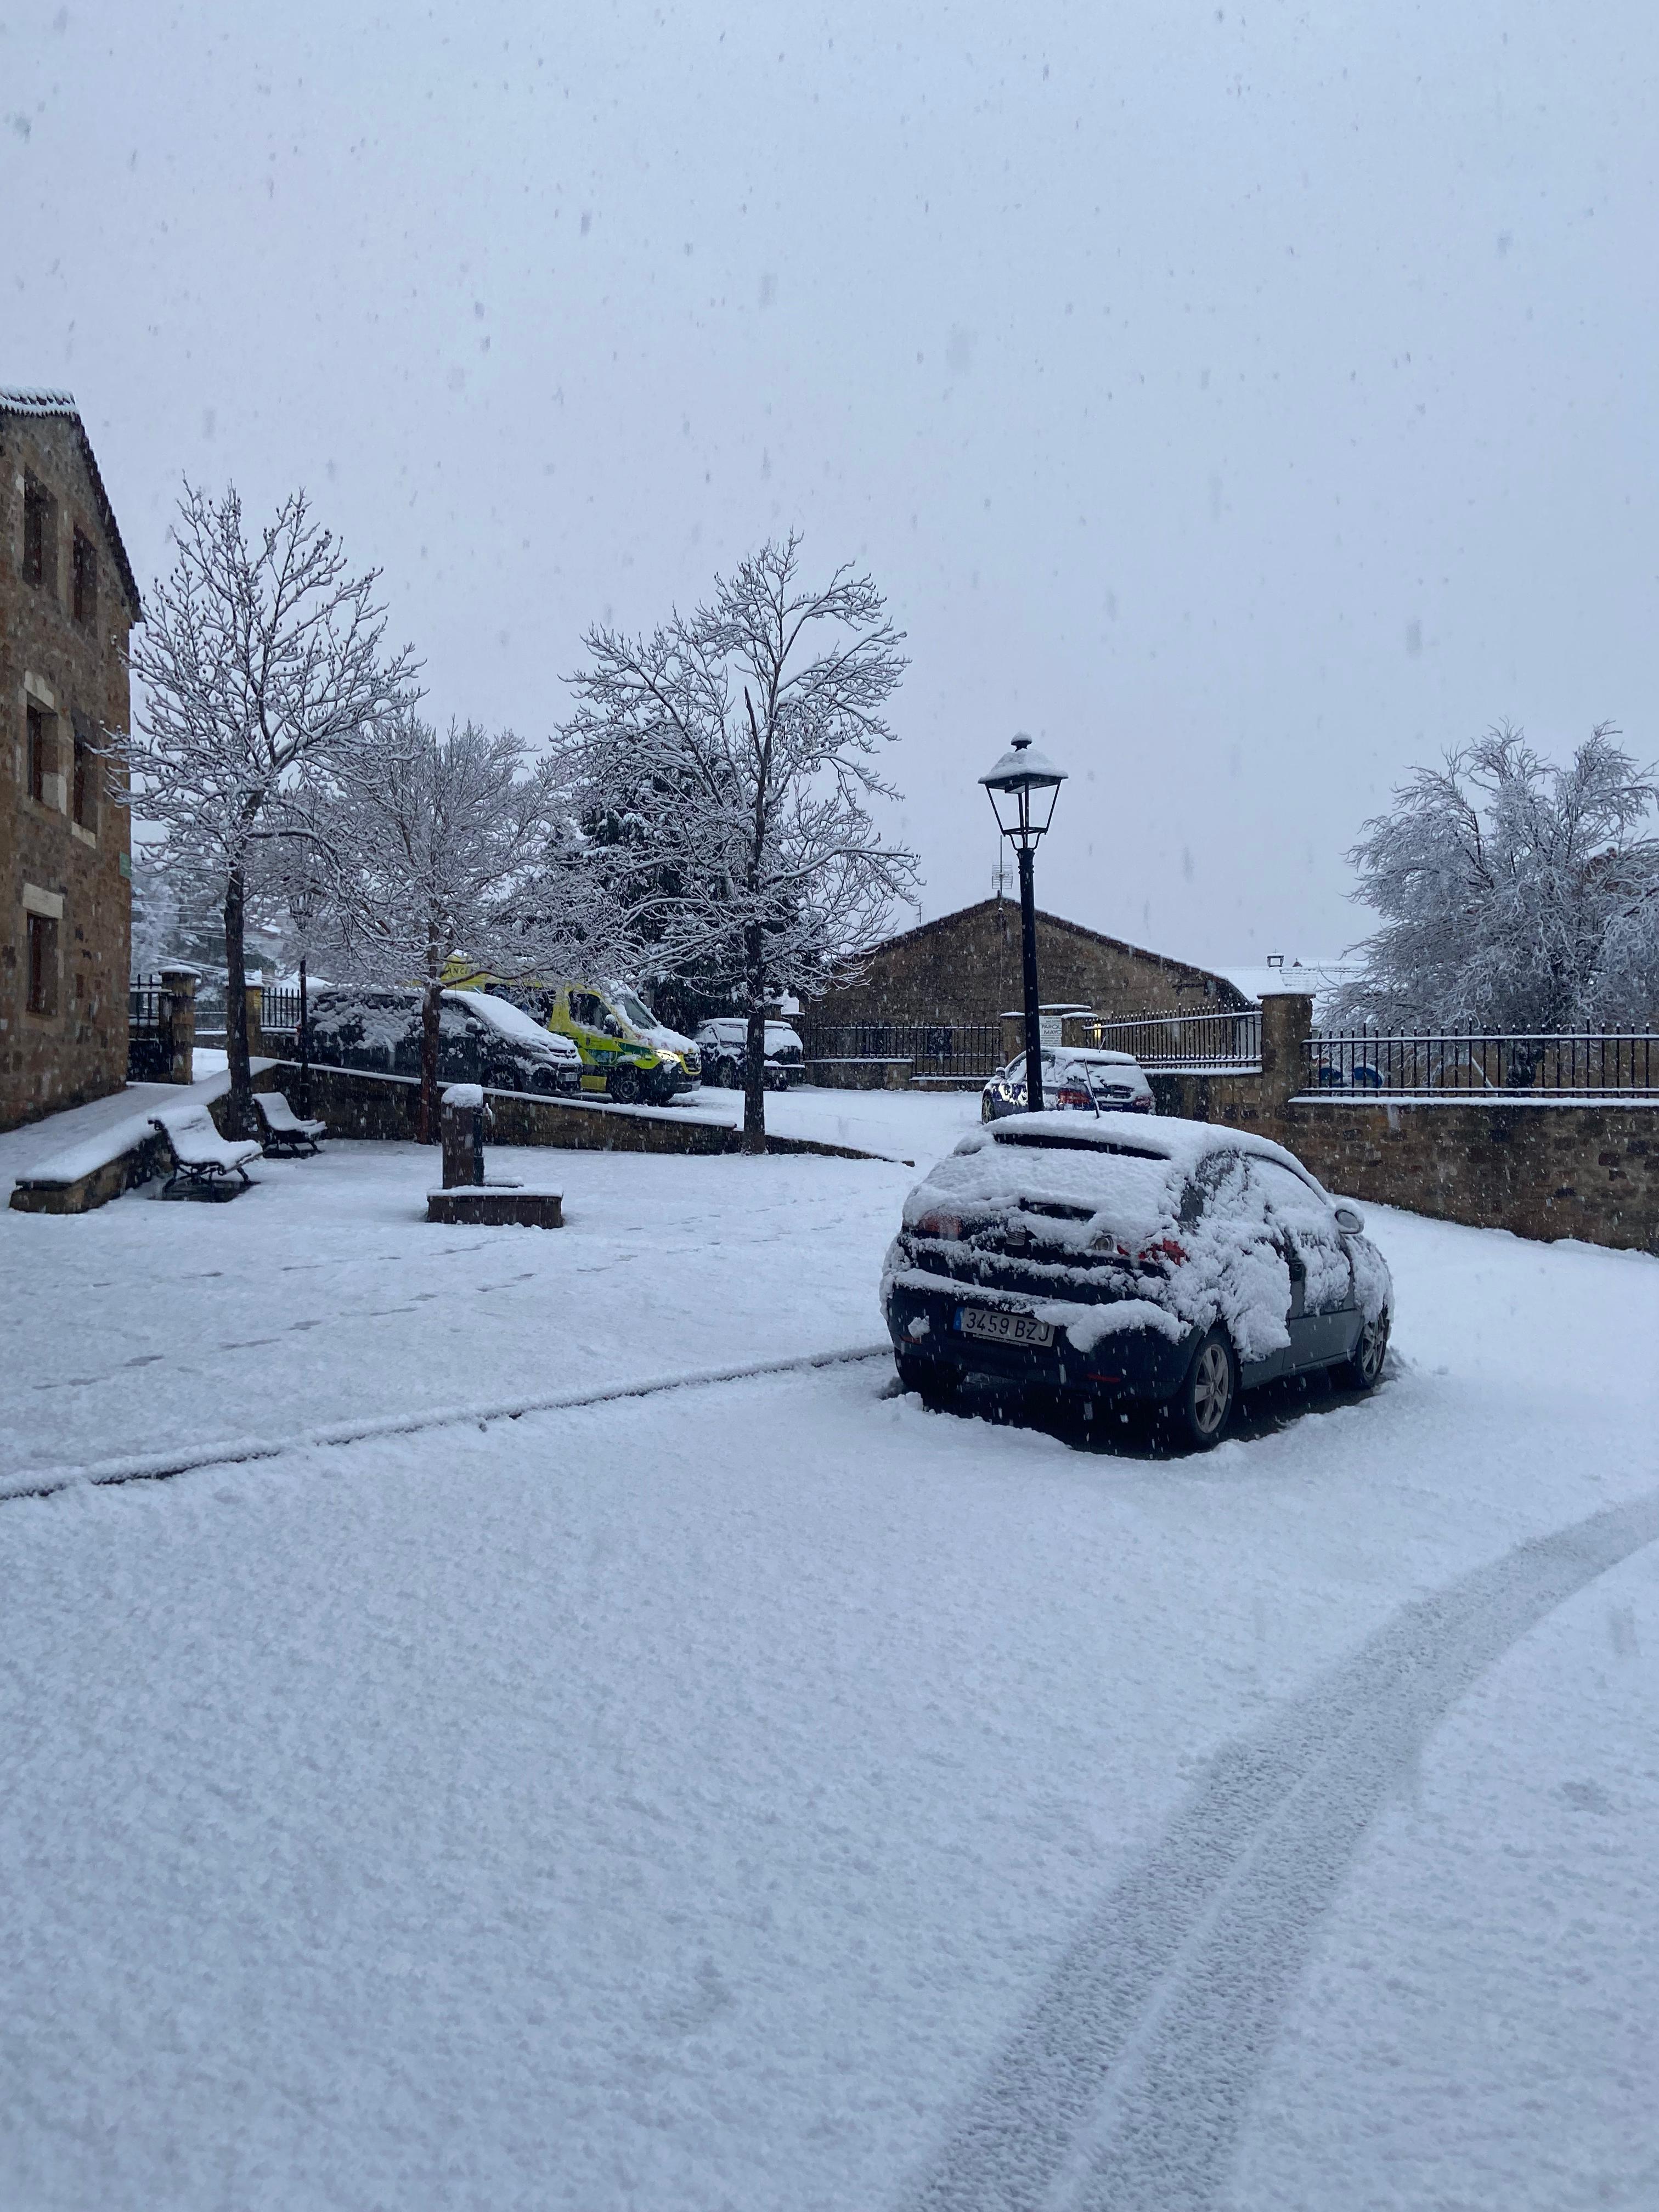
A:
527,981,701,1104
981,1047,1154,1121
882,1111,1392,1448
306,985,583,1095
695,1017,806,1091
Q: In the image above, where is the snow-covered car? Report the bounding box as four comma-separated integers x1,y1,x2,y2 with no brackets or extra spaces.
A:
882,1113,1392,1447
980,1047,1153,1120
307,986,583,1096
695,1018,806,1091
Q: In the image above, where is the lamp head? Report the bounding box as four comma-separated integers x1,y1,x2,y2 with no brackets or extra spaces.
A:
980,732,1067,847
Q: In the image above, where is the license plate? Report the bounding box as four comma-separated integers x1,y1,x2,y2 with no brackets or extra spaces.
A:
958,1306,1054,1347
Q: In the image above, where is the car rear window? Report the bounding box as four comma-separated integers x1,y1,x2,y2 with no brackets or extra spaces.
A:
990,1128,1166,1161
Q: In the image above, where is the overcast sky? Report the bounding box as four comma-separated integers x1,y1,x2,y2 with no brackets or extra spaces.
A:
5,2,1656,970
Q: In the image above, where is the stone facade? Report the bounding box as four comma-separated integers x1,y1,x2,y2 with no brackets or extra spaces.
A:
805,899,1249,1032
1,392,140,1132
1151,995,1659,1257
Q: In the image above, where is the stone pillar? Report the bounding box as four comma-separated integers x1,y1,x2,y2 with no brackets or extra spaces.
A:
243,983,264,1062
159,967,198,1085
440,1086,488,1187
1259,992,1314,1111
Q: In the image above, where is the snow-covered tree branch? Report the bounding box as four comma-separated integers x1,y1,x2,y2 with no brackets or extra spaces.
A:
111,482,420,1133
561,534,918,1149
1332,724,1659,1032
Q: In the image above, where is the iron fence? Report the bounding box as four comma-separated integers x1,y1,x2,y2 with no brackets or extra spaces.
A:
798,1020,1004,1079
261,985,301,1037
1082,1008,1263,1069
1302,1029,1659,1097
128,974,169,1080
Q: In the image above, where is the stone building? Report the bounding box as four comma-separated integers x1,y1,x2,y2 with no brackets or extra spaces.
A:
1,390,140,1132
805,897,1249,1033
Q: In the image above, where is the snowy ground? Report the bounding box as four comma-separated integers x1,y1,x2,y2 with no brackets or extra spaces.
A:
2,1087,1657,2209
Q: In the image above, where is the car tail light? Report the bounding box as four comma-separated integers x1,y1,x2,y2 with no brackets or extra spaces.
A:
913,1209,964,1240
1054,1085,1093,1109
1138,1236,1187,1267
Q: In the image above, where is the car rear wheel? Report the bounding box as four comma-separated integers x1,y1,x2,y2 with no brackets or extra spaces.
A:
608,1062,641,1104
896,1352,960,1412
1169,1327,1237,1449
1338,1306,1389,1393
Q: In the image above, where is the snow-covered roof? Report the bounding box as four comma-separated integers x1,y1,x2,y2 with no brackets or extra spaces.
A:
1214,958,1358,1006
0,385,78,416
0,385,143,617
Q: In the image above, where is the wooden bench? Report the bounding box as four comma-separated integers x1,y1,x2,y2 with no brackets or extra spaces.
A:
254,1090,328,1157
150,1107,263,1200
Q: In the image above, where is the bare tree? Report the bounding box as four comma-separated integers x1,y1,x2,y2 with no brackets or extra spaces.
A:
1333,724,1659,1031
114,483,419,1133
318,714,625,1139
563,535,918,1149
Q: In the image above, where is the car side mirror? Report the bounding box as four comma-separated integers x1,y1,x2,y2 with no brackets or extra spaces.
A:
1333,1204,1364,1234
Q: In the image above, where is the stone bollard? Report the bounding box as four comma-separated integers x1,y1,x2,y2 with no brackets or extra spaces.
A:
440,1083,488,1188
160,967,198,1085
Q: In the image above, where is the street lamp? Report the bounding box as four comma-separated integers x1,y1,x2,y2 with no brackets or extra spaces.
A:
980,732,1067,1112
286,879,320,1119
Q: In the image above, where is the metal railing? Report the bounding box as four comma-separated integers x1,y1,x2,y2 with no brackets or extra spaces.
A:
128,975,168,1034
798,1020,1004,1079
128,974,176,1080
1302,1029,1659,1097
1082,1008,1263,1069
261,985,301,1036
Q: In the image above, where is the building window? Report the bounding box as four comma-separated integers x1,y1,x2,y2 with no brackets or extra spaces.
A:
72,721,98,828
72,528,98,627
26,912,59,1015
27,703,53,803
22,476,55,590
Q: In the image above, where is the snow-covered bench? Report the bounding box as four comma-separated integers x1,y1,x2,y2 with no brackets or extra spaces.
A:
253,1090,327,1157
150,1106,263,1201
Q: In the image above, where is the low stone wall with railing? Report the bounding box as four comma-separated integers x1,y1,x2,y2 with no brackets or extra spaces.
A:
1129,994,1659,1255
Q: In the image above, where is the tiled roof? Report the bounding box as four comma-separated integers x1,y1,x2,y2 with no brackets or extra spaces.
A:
0,386,78,415
0,386,142,618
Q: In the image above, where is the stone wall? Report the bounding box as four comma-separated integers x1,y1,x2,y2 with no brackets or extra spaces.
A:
258,1063,889,1162
1280,1098,1659,1253
1,404,138,1132
1148,995,1659,1256
806,899,1248,1031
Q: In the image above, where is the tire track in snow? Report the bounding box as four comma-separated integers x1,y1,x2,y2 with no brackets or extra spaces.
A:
914,1485,1659,2212
0,1342,893,1502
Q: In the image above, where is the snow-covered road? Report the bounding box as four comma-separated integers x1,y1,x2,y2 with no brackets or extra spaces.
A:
2,1098,1656,2208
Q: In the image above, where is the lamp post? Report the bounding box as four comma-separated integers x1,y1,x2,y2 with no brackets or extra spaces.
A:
286,881,319,1118
980,733,1066,1112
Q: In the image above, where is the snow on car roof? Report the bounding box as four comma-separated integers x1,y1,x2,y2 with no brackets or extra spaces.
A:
964,1109,1327,1182
449,991,577,1055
